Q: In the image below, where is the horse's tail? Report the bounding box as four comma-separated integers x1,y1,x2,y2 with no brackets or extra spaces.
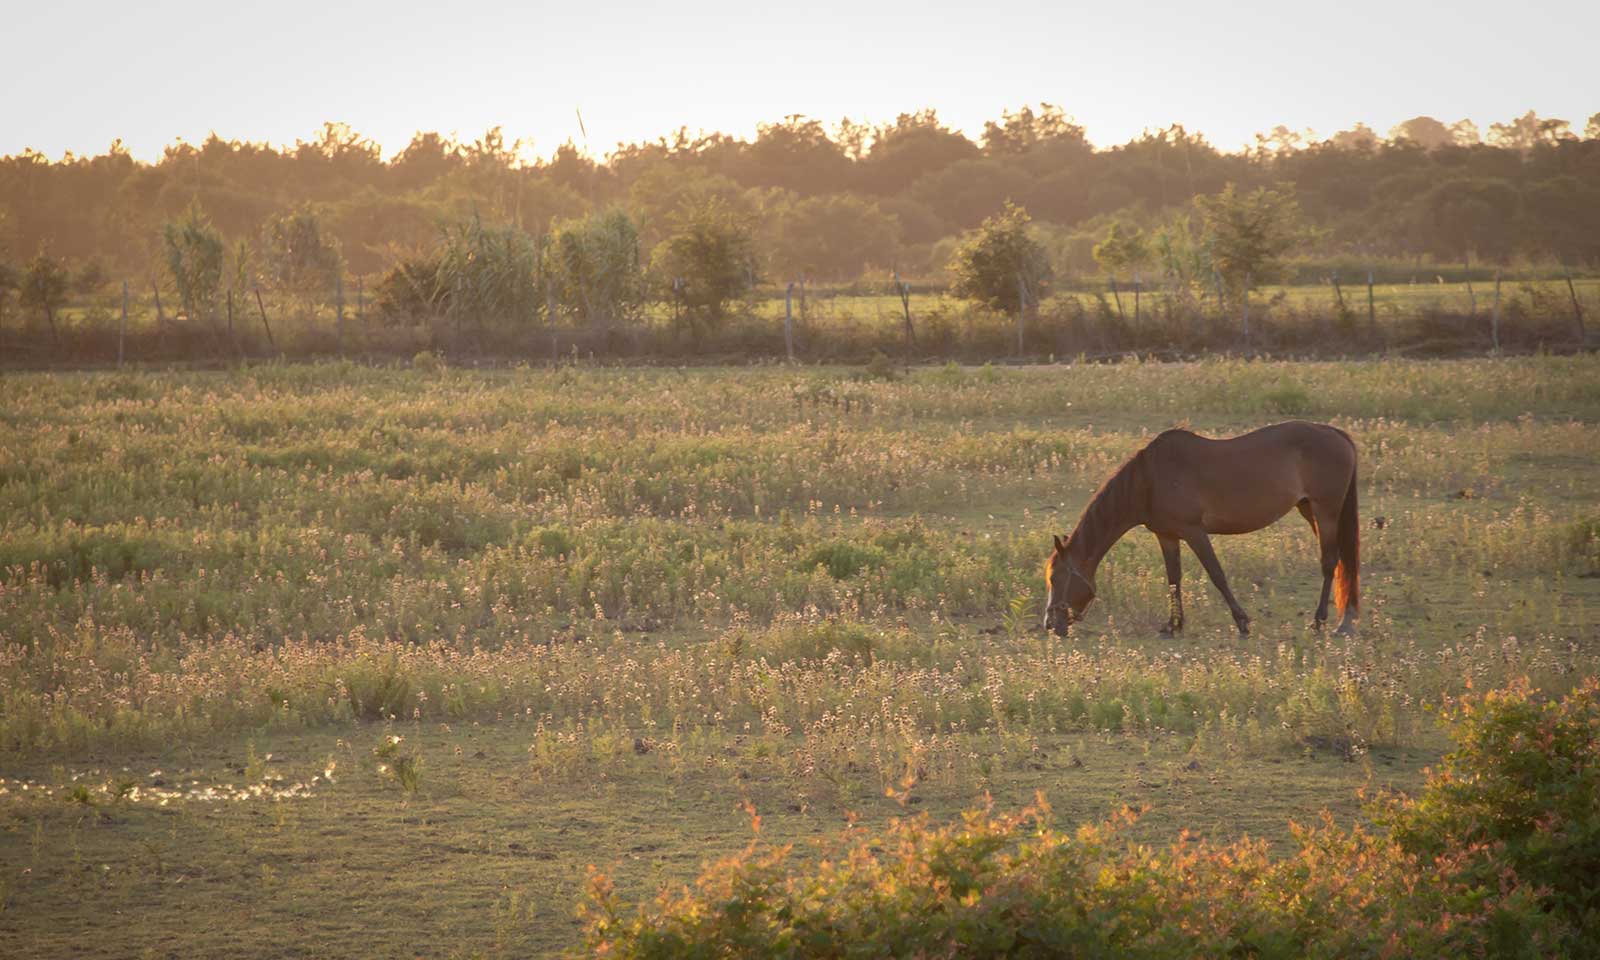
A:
1334,464,1360,620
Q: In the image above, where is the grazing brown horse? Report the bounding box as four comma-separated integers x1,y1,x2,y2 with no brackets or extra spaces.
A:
1044,421,1359,637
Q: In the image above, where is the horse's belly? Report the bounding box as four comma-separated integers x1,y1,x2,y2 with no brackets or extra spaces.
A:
1200,493,1301,535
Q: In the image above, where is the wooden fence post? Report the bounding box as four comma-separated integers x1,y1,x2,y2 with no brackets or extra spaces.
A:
784,282,795,363
1332,270,1346,315
336,274,346,357
119,281,128,368
1490,271,1502,352
1463,255,1476,315
1133,270,1141,324
1016,272,1027,355
253,286,277,353
152,282,169,351
1241,271,1252,342
895,271,914,371
1366,268,1376,333
1563,263,1586,344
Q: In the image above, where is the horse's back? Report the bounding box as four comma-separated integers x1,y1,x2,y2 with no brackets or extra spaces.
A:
1142,421,1355,534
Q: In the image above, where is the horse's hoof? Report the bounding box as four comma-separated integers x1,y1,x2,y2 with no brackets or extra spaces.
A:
1334,621,1357,637
1158,624,1183,638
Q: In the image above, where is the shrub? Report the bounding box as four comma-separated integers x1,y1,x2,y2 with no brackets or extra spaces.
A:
581,800,1559,958
1376,677,1600,951
580,680,1599,957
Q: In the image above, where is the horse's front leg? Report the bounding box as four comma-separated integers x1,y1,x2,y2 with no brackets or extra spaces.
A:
1157,533,1184,635
1184,530,1251,636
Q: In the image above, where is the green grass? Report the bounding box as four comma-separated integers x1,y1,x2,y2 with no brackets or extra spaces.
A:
1,355,1597,956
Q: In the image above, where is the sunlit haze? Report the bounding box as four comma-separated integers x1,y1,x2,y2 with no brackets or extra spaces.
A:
9,0,1595,160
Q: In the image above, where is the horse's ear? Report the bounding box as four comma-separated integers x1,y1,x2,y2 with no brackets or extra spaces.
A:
1053,534,1066,551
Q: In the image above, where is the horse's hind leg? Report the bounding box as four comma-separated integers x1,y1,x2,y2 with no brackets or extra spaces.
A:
1184,531,1250,636
1157,533,1184,635
1310,500,1342,629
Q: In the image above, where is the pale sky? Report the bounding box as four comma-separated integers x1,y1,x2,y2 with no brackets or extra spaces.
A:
6,0,1595,162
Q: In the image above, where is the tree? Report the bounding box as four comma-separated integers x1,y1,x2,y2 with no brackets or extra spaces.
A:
1488,111,1572,151
1091,222,1151,282
650,199,757,334
163,204,225,330
1587,114,1600,141
1388,116,1455,150
545,208,644,329
1414,178,1520,262
981,104,1086,155
764,193,899,281
855,111,979,196
947,202,1051,313
740,117,850,195
1194,184,1302,298
1521,176,1600,264
19,251,69,339
434,217,541,331
262,205,343,319
0,260,17,336
1092,222,1152,320
1327,124,1379,150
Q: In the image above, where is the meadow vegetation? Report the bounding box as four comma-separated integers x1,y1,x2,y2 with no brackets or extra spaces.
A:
0,355,1596,956
4,107,1599,364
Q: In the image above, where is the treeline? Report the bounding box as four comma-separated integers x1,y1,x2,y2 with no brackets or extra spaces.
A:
5,107,1600,286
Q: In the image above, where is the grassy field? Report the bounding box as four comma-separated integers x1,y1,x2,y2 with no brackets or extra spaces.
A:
2,356,1598,957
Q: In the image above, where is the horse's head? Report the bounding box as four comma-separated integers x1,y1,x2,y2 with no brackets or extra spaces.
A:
1044,534,1096,636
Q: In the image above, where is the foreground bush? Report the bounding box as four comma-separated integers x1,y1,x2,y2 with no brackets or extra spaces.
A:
1378,677,1600,952
580,681,1598,957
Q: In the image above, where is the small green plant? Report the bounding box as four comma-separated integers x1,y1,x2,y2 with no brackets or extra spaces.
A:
1001,591,1031,639
373,735,423,794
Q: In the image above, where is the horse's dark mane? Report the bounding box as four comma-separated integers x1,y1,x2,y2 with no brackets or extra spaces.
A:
1069,445,1154,563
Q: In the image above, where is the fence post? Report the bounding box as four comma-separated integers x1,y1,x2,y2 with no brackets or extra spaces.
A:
1463,255,1476,315
336,273,346,357
119,281,128,368
1133,270,1141,324
356,276,365,327
1241,271,1251,342
1016,272,1027,355
1491,271,1502,352
1366,268,1376,333
895,271,914,371
1563,263,1586,345
784,282,795,363
253,286,277,353
1332,270,1346,315
152,282,169,351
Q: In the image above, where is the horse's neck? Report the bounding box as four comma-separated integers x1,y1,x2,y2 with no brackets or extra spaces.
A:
1072,519,1137,579
1071,483,1146,577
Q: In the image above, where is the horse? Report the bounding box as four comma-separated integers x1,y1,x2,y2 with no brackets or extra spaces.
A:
1043,421,1359,638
